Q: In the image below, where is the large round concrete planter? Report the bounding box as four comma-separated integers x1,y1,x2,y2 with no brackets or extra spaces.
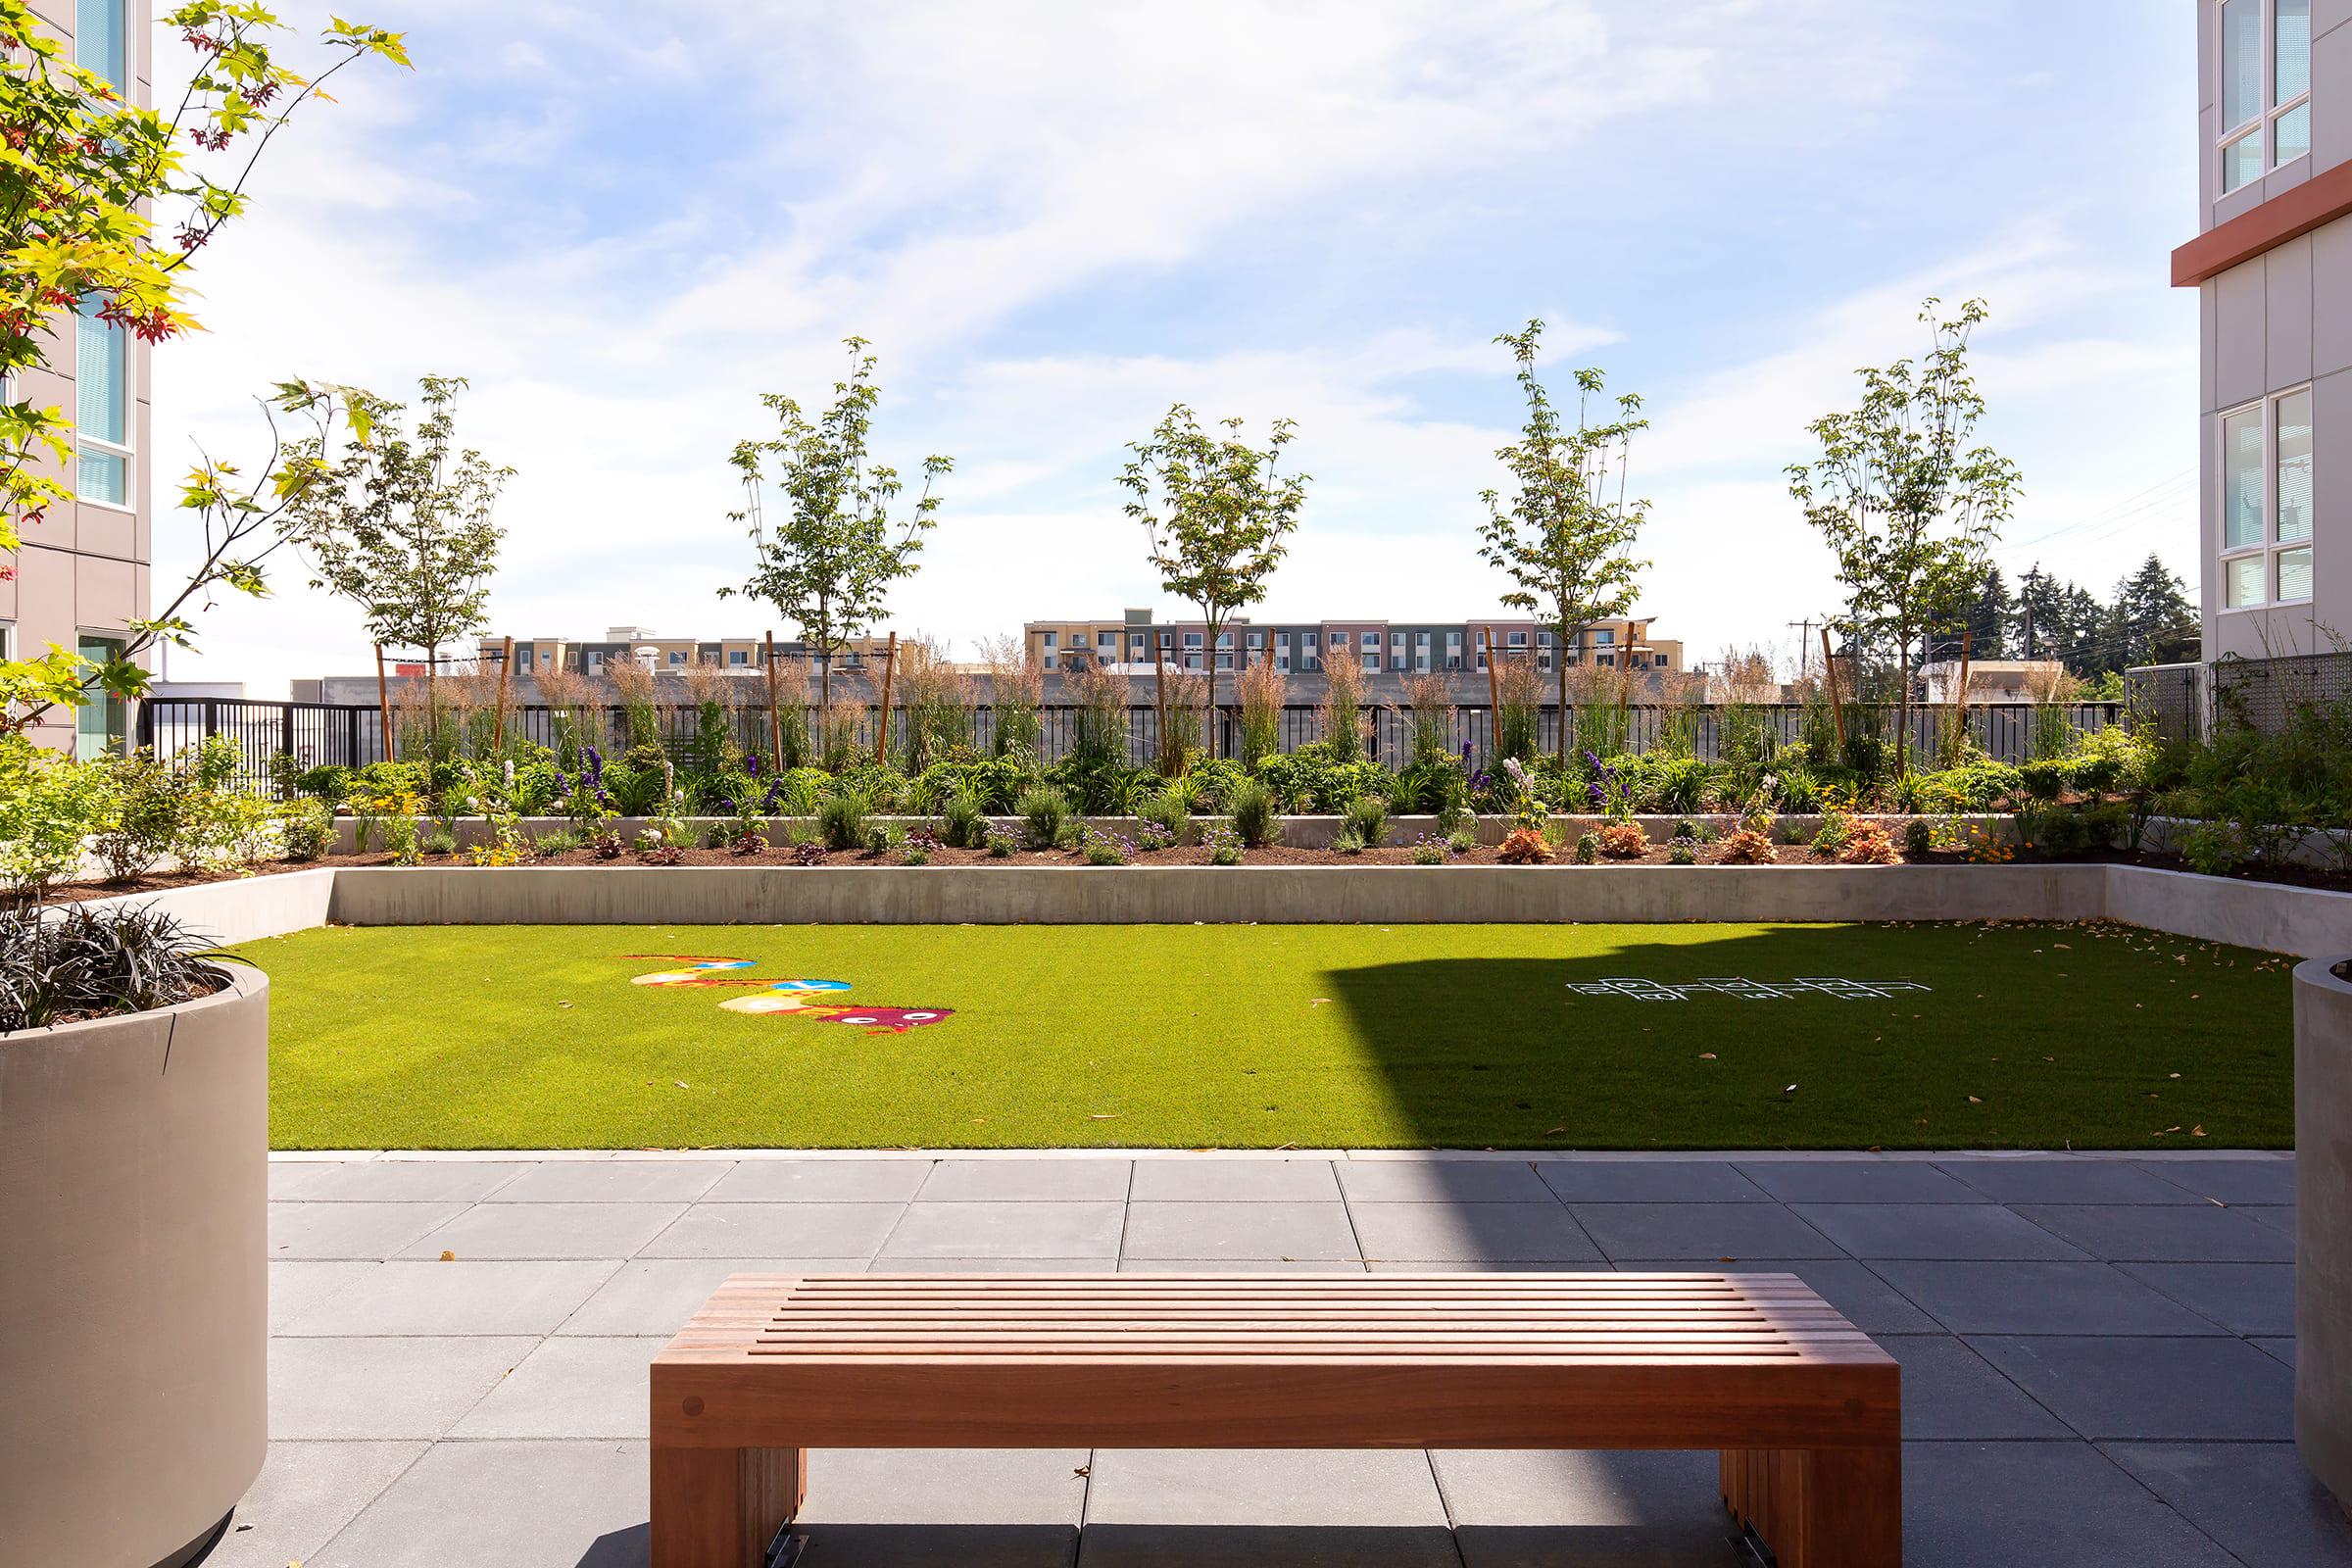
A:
2297,957,2352,1509
0,967,268,1568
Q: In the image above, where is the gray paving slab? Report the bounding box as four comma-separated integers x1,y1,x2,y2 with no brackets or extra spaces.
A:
306,1440,648,1568
1123,1257,1368,1272
917,1158,1133,1201
560,1258,866,1335
2013,1202,2296,1262
1734,1160,1984,1203
884,1200,1129,1259
1335,1160,1556,1202
1610,1259,1940,1334
267,1162,336,1200
640,1201,903,1258
203,1441,426,1568
1452,1522,1737,1566
1347,1201,1600,1263
1082,1446,1449,1526
1899,1441,2242,1567
2243,1203,2296,1234
277,1160,532,1202
1969,1334,2296,1440
1119,1200,1359,1261
2117,1261,2297,1335
269,1260,380,1331
394,1200,686,1261
1535,1160,1769,1203
484,1159,733,1203
1792,1202,2088,1260
1566,1202,1843,1260
451,1335,669,1440
700,1158,932,1202
1078,1523,1461,1568
268,1336,537,1440
2136,1157,2298,1205
270,1201,471,1260
2255,1336,2296,1365
1428,1448,1727,1526
280,1260,619,1337
1934,1158,2203,1204
1129,1160,1342,1202
2104,1442,2352,1566
1868,1260,2226,1336
1876,1335,2074,1440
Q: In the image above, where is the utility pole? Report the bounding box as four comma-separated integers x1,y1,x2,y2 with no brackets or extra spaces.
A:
1787,619,1816,681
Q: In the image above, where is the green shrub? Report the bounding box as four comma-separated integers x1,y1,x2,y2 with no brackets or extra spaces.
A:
1332,828,1366,856
281,798,334,861
833,762,911,812
294,763,352,801
1446,826,1477,855
530,827,586,856
1080,825,1130,865
1017,785,1070,850
1573,831,1599,864
421,828,458,858
1229,779,1282,849
1342,795,1388,850
985,830,1016,858
1139,791,1191,847
1903,818,1933,857
863,822,904,856
942,790,990,850
92,752,182,882
817,792,869,852
602,762,666,816
2177,820,2244,877
1667,837,1698,865
1187,758,1250,811
1253,744,1395,813
2018,758,2068,802
1410,840,1444,864
1203,824,1244,864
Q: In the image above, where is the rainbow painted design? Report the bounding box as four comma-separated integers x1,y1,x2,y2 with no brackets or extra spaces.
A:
622,956,954,1034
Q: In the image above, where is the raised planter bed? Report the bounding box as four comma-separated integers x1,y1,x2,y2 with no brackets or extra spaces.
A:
0,966,269,1568
2297,956,2352,1509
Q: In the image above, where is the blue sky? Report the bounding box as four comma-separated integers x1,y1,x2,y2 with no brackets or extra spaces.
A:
155,1,2200,689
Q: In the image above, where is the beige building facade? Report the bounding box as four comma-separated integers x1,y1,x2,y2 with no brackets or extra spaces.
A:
1,1,155,757
2180,0,2352,661
1026,611,1681,678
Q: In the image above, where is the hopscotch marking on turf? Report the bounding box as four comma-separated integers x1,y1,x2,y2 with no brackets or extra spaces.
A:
622,956,954,1034
1565,977,1932,1002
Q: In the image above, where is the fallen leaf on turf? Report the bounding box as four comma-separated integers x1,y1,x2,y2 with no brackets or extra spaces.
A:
1309,998,1331,1005
557,1001,573,1009
2191,1126,2207,1138
2169,1072,2180,1079
674,1081,689,1090
1967,1096,1984,1104
1089,1113,1121,1120
1782,1084,1797,1095
1545,1125,1565,1134
1698,1053,1716,1060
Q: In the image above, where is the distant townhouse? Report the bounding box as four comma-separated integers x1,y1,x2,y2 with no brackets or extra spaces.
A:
1025,611,1681,679
473,627,897,679
2174,0,2347,663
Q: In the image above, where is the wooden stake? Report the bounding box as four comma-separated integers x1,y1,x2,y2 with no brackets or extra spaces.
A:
1821,627,1847,750
373,643,392,760
1951,628,1974,760
874,630,899,765
762,631,783,772
1152,630,1168,771
493,635,514,753
1482,625,1501,760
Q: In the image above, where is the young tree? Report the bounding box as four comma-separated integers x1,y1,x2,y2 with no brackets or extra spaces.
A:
1119,406,1309,757
722,338,949,719
293,376,513,742
1476,318,1650,769
1788,298,2022,774
0,3,409,731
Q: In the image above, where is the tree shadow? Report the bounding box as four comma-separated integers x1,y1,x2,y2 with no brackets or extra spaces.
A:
1322,925,1970,1151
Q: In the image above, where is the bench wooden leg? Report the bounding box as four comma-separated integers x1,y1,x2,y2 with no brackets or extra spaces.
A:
652,1445,806,1568
1721,1445,1900,1567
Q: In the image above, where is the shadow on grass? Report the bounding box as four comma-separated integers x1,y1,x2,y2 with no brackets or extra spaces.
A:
1321,925,2137,1150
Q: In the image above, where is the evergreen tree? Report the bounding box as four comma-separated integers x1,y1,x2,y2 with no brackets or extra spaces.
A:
1959,564,2014,661
2113,554,2198,666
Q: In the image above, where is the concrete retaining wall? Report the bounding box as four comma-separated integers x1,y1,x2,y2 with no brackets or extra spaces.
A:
321,861,2106,928
45,859,2352,956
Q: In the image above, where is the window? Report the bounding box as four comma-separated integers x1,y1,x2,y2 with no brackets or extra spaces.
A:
587,651,606,671
1361,654,1379,672
75,634,123,760
75,0,128,93
728,650,748,665
667,651,687,665
1183,632,1202,649
1216,631,1232,649
2220,387,2316,608
1415,629,1430,645
1098,630,1115,648
75,298,128,506
1328,631,1346,649
1594,628,1615,646
1246,630,1263,648
1506,630,1528,648
1359,631,1379,649
1040,631,1056,647
2219,0,2310,192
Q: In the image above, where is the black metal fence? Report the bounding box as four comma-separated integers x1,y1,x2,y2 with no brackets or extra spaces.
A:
137,696,2125,795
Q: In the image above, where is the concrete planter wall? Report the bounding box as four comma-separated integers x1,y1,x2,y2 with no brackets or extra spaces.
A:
2297,957,2352,1509
0,967,269,1568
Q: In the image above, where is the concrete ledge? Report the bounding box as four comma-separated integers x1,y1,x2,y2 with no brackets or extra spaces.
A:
43,859,2352,956
2296,956,2352,1507
321,861,2106,927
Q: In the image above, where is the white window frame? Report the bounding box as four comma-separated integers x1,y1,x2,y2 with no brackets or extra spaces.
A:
74,300,132,512
2217,0,2311,194
2217,384,2316,611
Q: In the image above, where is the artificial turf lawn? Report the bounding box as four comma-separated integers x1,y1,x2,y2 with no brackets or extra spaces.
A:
236,920,2295,1152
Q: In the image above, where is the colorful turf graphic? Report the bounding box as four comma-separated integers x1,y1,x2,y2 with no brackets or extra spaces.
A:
622,956,954,1034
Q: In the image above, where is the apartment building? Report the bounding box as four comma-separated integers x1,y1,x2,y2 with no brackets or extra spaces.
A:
1026,612,1681,677
2175,0,2349,661
0,1,153,757
480,627,897,679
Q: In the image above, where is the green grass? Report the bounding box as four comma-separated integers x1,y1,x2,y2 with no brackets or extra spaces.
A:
235,921,2295,1152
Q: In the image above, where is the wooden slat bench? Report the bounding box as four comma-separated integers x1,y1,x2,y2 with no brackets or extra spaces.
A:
651,1271,1900,1568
